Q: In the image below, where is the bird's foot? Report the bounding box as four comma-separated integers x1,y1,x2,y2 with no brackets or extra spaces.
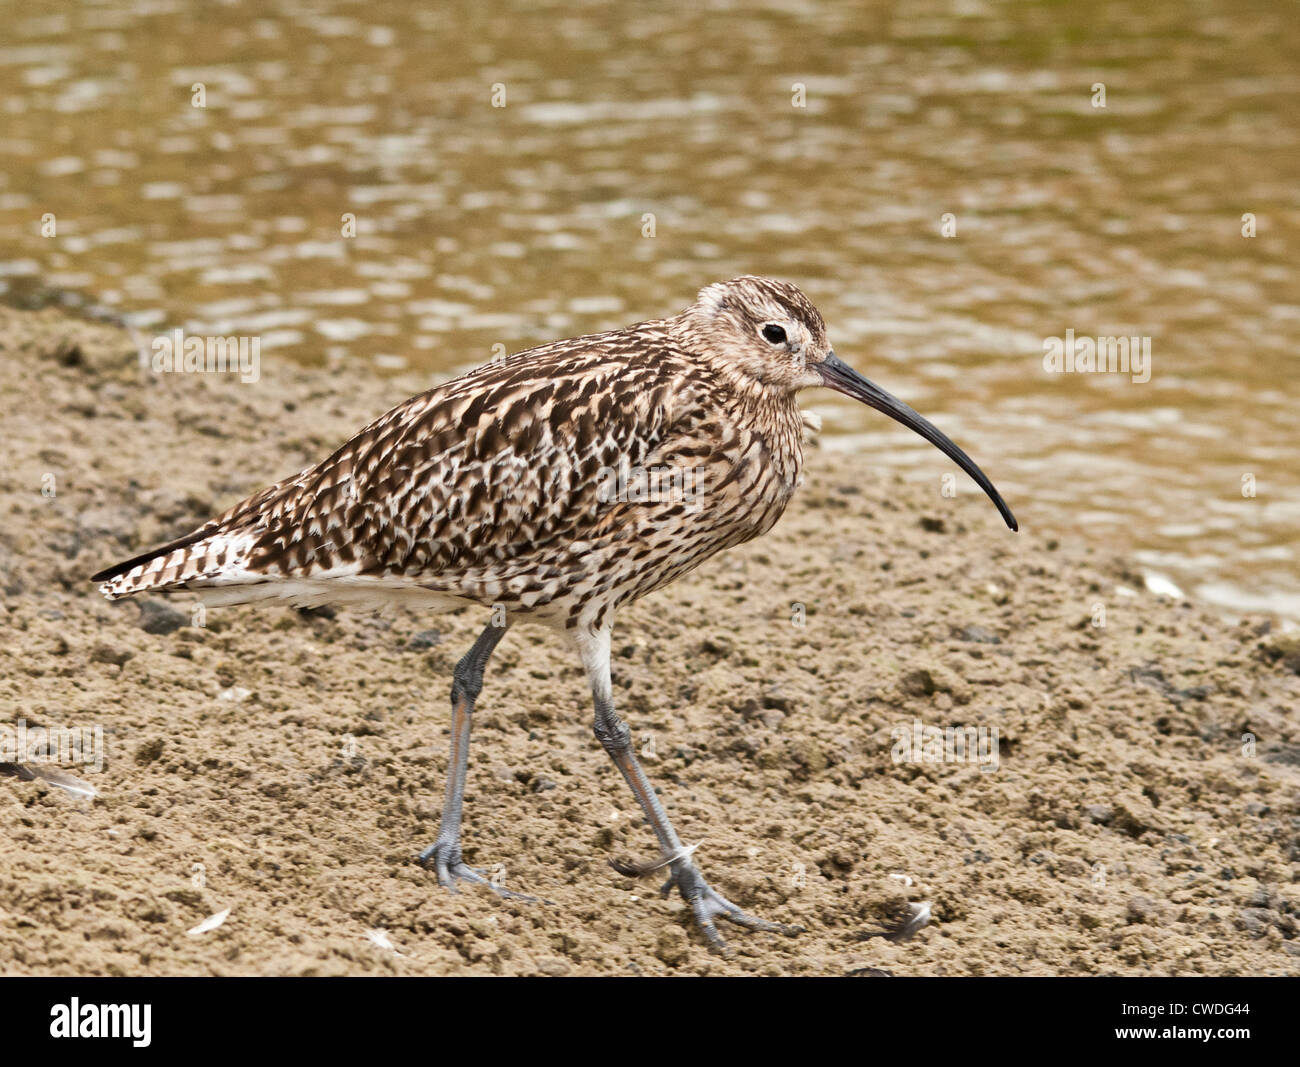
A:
418,837,537,901
653,858,801,954
418,836,488,889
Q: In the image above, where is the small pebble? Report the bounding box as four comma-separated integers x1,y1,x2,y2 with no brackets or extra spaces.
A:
407,629,441,650
138,599,187,635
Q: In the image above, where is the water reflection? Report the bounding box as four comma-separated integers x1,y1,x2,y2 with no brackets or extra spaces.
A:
1,0,1295,618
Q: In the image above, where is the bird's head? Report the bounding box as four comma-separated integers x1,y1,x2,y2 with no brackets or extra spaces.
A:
678,275,1018,531
679,275,833,392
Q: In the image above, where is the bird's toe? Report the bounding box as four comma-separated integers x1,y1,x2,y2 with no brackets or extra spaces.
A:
661,861,798,952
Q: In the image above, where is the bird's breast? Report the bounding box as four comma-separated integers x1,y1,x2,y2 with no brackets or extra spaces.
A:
716,414,805,542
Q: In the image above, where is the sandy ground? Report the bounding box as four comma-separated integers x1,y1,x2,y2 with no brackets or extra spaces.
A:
1,305,1297,977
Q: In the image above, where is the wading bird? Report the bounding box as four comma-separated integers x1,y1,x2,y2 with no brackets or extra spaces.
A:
94,277,1017,950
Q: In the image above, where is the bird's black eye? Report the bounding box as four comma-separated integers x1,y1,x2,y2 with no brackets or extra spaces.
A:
761,324,787,345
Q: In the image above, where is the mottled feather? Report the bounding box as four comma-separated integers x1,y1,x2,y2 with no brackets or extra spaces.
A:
94,278,819,630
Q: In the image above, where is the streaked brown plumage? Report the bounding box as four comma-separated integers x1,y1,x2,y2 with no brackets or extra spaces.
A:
93,276,1016,951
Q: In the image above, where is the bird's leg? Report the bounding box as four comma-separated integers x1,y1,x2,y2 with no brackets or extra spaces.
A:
419,619,509,892
575,626,796,953
595,698,792,950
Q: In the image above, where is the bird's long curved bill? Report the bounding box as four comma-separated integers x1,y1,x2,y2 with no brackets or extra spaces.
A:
820,353,1018,531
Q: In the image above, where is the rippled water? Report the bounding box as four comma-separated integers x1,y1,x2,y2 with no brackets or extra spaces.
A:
1,0,1296,618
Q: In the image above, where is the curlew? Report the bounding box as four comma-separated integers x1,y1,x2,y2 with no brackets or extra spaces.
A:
93,277,1017,950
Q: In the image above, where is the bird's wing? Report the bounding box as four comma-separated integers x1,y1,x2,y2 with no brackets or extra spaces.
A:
92,329,683,599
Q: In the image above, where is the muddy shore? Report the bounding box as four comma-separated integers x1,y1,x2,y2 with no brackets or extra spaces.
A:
1,306,1297,976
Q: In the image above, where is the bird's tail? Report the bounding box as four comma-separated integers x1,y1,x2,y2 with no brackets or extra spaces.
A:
91,528,257,600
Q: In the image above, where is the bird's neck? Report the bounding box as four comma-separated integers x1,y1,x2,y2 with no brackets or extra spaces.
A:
710,366,806,488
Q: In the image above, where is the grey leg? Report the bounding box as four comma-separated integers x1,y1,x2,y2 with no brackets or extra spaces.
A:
419,620,508,890
574,625,798,953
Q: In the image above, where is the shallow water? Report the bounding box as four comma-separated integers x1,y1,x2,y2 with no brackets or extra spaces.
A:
1,0,1296,619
